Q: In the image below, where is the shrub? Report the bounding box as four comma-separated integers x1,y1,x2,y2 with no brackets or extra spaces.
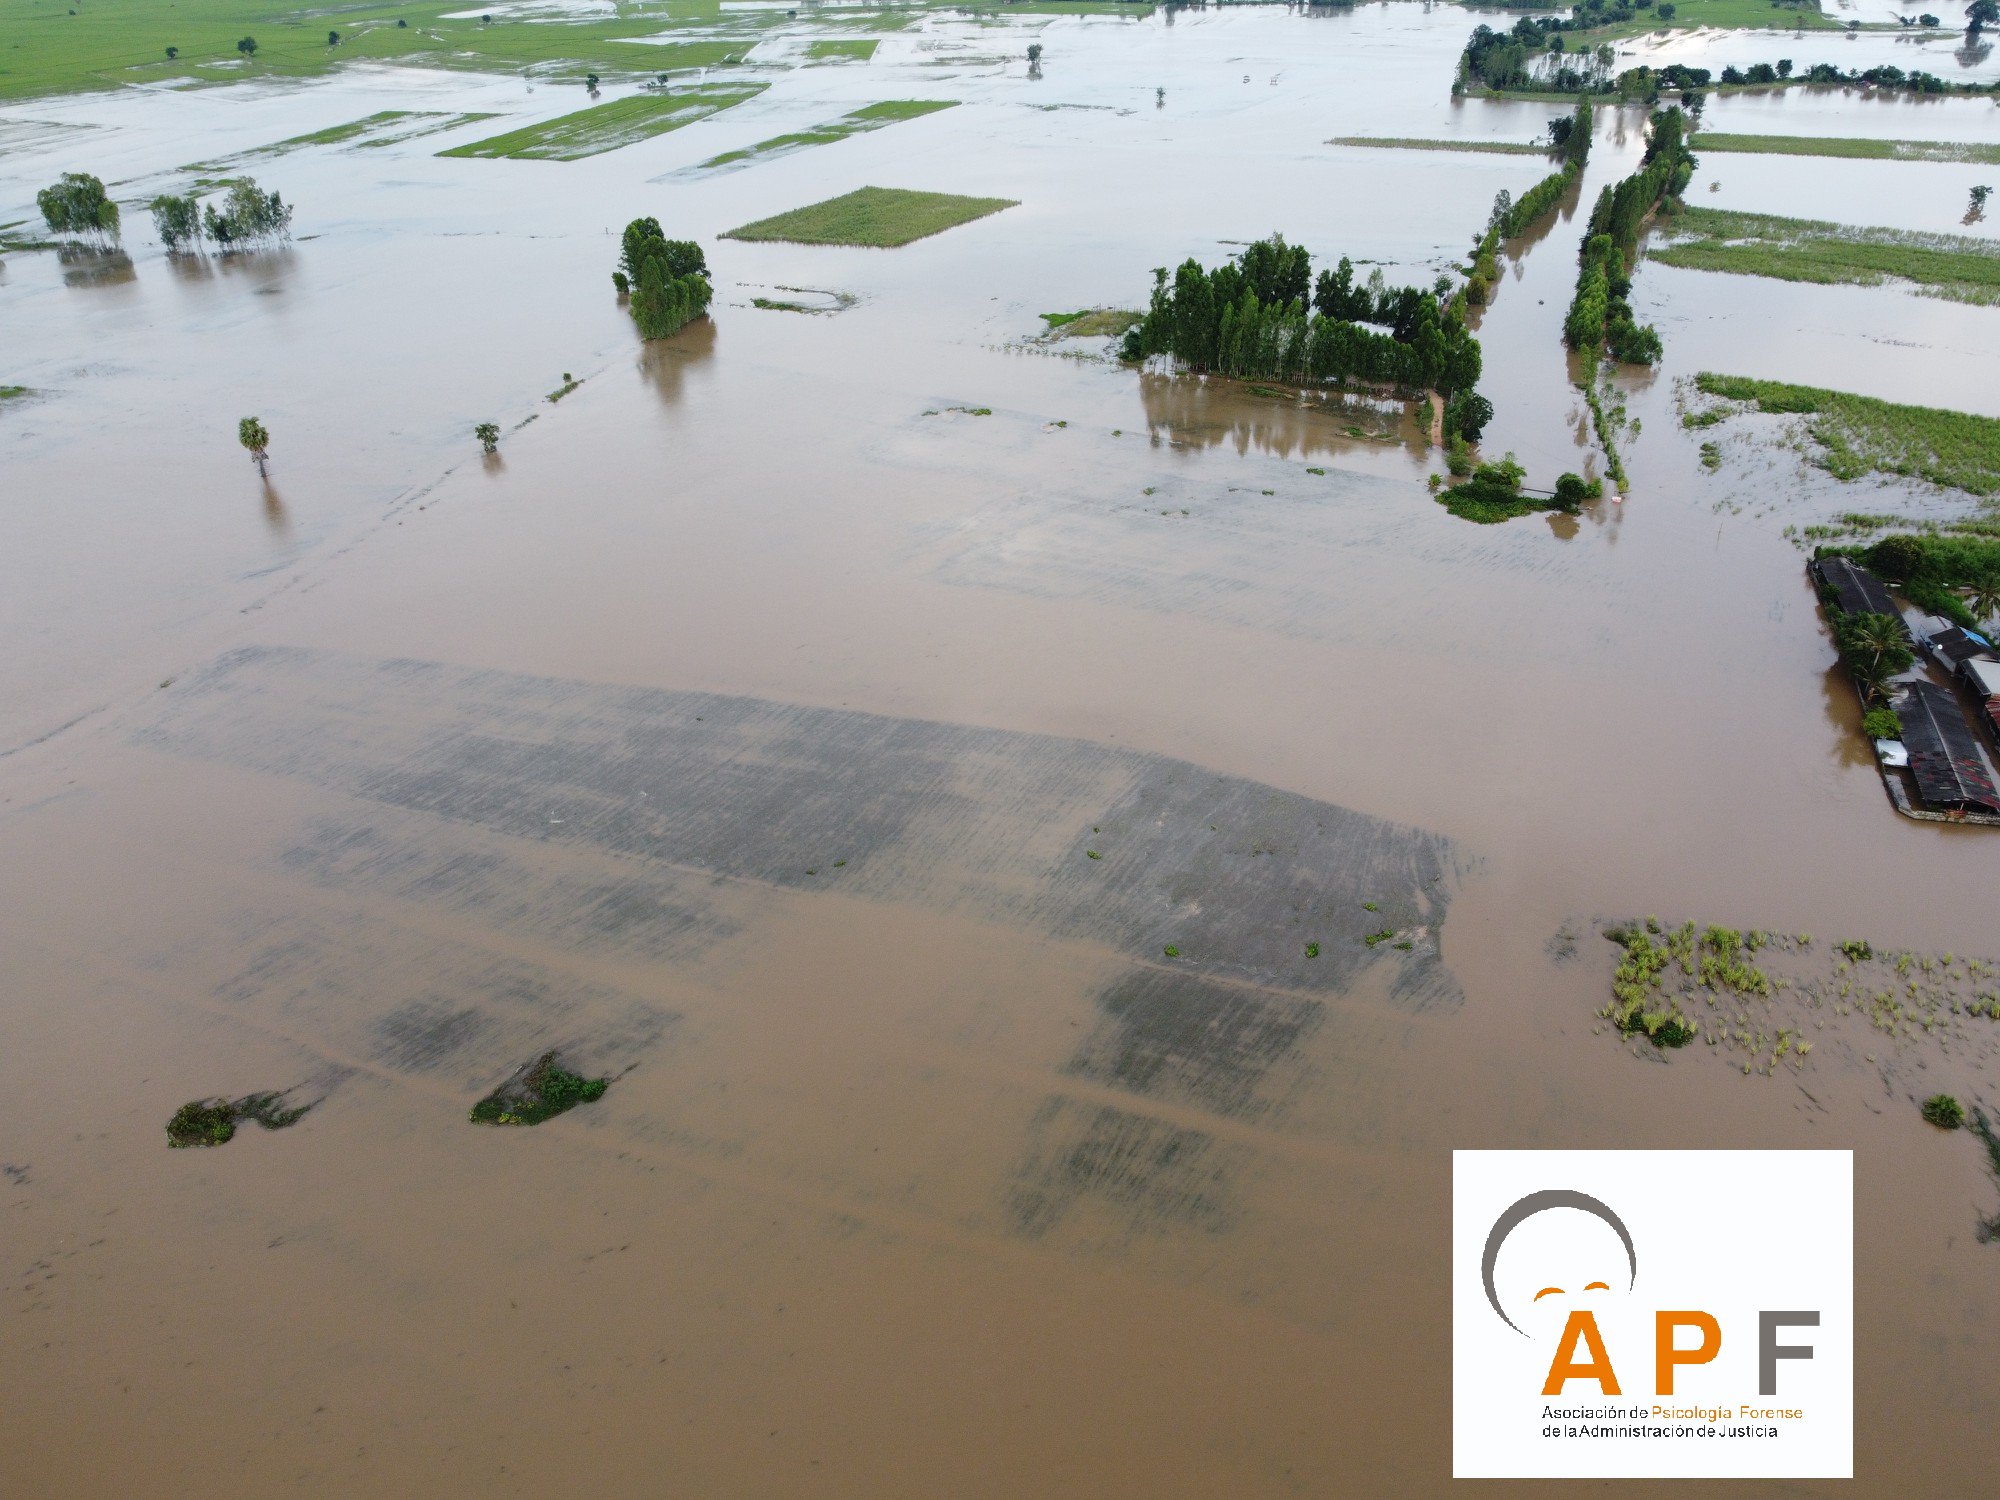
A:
1921,1093,1966,1129
1861,707,1901,740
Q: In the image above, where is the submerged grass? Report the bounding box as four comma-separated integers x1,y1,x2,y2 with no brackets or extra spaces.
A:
1039,308,1141,339
1692,133,2000,165
441,84,766,161
166,1089,310,1147
187,109,494,169
1328,135,1551,155
1652,207,2000,306
1693,373,2000,498
695,99,954,172
469,1052,609,1126
805,37,880,61
723,186,1016,248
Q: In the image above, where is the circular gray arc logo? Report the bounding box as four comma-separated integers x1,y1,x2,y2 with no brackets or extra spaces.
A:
1481,1188,1638,1336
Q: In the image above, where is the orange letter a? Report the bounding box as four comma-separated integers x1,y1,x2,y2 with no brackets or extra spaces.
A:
1655,1311,1721,1395
1542,1310,1621,1396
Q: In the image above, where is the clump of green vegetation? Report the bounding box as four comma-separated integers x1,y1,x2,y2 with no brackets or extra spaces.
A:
1699,440,1721,471
1822,531,2000,631
724,186,1018,248
166,1090,310,1148
1163,944,1181,958
1838,939,1873,962
548,372,581,402
469,1052,610,1126
1364,928,1396,947
1363,901,1379,911
475,421,500,455
443,85,768,162
1305,941,1320,958
1861,707,1901,740
1655,208,2000,307
1692,134,2000,166
1039,309,1142,340
1921,1093,1966,1130
1439,455,1595,524
617,219,711,340
1694,374,2000,498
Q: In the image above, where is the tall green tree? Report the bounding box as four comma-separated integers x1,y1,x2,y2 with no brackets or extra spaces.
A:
37,172,119,240
149,192,202,252
239,416,271,478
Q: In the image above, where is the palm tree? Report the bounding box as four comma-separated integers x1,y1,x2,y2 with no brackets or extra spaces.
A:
1839,612,1911,703
238,416,270,477
1966,572,2000,634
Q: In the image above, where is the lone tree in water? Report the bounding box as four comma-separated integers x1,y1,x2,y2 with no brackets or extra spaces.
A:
475,422,501,454
618,218,712,340
239,417,271,478
1027,42,1043,62
149,191,201,251
37,172,120,241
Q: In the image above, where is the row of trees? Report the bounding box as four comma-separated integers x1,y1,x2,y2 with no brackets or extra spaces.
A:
1118,236,1489,440
614,219,713,340
1461,101,1592,307
36,172,120,241
1563,108,1693,366
150,178,293,252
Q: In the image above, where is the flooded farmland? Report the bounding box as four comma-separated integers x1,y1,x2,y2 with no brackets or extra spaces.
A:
3,3,1998,1494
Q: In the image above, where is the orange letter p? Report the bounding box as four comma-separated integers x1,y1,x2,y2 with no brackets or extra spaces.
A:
1655,1311,1721,1395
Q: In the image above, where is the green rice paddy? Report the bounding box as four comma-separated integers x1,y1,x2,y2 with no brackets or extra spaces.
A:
439,84,766,161
1692,133,2000,164
805,37,880,61
1653,207,2000,306
722,186,1017,247
1693,373,2000,498
187,109,495,170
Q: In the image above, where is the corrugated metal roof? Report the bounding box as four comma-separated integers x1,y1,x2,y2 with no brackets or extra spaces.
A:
1962,656,2000,703
1896,679,2000,814
1812,557,1901,620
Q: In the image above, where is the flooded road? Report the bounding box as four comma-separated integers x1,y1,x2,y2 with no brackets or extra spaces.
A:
3,6,1998,1495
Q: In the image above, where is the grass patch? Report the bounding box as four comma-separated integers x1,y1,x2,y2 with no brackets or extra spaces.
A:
469,1051,609,1126
0,385,27,400
1694,373,2000,498
694,99,954,173
441,84,766,161
1328,135,1551,156
723,185,1016,248
1653,207,2000,307
806,37,879,61
1039,308,1141,338
1922,1093,1966,1129
166,1089,310,1148
1692,133,2000,165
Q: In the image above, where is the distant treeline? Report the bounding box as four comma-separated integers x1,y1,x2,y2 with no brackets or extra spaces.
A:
1464,15,1999,99
1120,235,1489,441
1564,107,1695,366
614,219,713,340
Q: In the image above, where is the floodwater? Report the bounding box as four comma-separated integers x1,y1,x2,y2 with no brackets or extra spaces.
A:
2,6,1998,1495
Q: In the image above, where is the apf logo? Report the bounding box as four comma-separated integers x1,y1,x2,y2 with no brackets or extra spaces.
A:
1453,1151,1852,1480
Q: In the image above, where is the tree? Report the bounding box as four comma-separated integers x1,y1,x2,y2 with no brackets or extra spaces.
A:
203,177,293,247
1965,572,2000,628
327,29,340,45
37,172,120,240
584,72,600,90
165,45,178,60
1027,43,1043,62
149,192,202,251
1832,612,1913,702
237,35,258,58
239,417,271,478
619,218,713,340
475,422,501,455
1970,0,1998,34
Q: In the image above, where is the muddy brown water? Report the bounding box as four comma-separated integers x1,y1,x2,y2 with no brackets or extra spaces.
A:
3,7,1998,1495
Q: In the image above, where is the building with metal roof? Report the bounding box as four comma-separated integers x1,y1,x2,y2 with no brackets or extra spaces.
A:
1811,557,1902,621
1895,679,2000,815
